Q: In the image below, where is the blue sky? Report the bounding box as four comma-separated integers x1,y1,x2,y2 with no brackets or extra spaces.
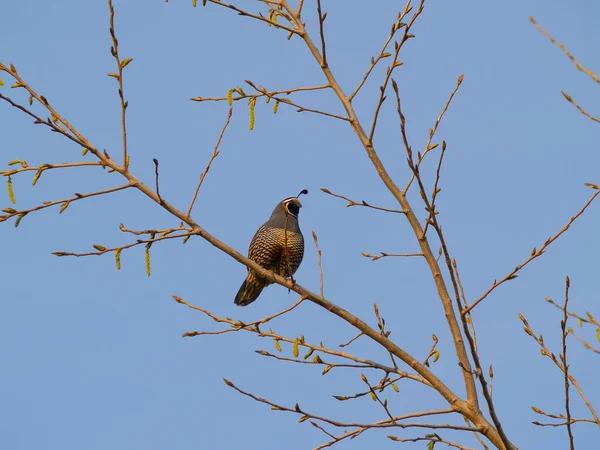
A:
1,1,599,449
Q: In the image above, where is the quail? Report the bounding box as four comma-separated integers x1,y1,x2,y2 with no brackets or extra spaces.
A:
234,190,308,306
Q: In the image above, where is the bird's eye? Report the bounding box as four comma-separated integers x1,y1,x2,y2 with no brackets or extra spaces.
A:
286,202,300,216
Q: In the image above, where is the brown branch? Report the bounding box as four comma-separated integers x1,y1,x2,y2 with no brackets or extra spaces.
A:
1,161,101,177
194,81,346,121
530,17,600,84
334,375,407,402
181,301,428,383
422,140,447,237
388,434,478,450
561,276,575,450
52,232,191,257
570,329,600,354
153,158,162,204
361,252,423,261
545,297,599,327
520,314,600,426
348,6,409,102
191,83,330,102
187,107,232,217
312,231,324,297
0,184,132,224
368,0,425,143
464,188,600,314
561,91,600,124
175,295,306,333
395,72,512,447
119,223,190,236
320,188,406,214
404,74,463,193
533,418,599,427
272,2,507,445
226,381,468,433
423,334,439,367
339,332,364,348
453,258,478,350
256,350,374,371
108,0,129,166
207,0,300,35
315,0,327,68
361,373,395,423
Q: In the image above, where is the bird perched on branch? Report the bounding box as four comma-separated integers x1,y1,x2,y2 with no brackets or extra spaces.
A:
234,190,308,306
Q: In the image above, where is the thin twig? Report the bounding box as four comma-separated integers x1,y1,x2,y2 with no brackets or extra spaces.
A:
119,223,190,236
0,184,132,224
191,83,330,102
520,314,600,426
226,382,467,433
349,4,410,102
404,75,463,193
315,0,327,68
108,0,129,166
1,161,101,177
361,252,423,261
153,158,162,204
545,297,599,327
187,107,232,217
561,91,600,124
176,295,306,332
368,0,425,143
570,329,600,354
207,0,300,35
464,188,600,314
530,17,600,84
388,434,478,450
320,188,406,214
52,232,191,257
312,231,324,297
339,332,364,348
561,276,575,450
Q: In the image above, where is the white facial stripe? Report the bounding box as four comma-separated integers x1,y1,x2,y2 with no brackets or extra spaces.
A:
283,199,300,216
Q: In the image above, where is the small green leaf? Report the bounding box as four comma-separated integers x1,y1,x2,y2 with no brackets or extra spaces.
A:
14,212,25,227
59,201,70,214
7,175,15,204
93,244,107,252
145,245,151,277
32,169,43,186
120,58,133,69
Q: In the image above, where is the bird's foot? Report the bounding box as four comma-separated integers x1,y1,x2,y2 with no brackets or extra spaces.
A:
286,276,296,292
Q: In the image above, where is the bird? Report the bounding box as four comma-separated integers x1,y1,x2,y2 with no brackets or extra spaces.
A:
234,190,308,306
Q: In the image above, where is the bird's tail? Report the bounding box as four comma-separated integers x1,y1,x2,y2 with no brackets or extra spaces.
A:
234,273,267,306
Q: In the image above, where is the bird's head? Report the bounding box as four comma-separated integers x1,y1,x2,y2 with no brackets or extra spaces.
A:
271,189,308,219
